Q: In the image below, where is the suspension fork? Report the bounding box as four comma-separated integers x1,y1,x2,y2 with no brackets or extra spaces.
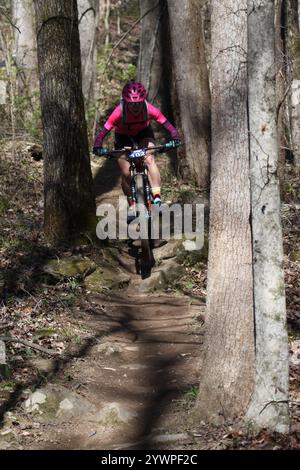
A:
130,163,137,204
143,168,152,212
130,159,152,213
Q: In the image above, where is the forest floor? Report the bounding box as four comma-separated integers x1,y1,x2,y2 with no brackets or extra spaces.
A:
0,143,300,450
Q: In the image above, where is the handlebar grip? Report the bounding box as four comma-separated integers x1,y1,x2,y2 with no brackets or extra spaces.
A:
165,140,181,150
93,147,110,157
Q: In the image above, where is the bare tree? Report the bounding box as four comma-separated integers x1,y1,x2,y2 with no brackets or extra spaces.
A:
0,25,17,157
138,0,165,109
246,0,289,433
78,0,99,104
194,0,255,424
275,0,287,184
286,0,300,169
167,0,211,189
34,0,96,244
100,0,111,45
12,0,38,94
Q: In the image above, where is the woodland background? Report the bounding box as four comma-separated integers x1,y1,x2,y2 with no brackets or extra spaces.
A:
0,0,299,450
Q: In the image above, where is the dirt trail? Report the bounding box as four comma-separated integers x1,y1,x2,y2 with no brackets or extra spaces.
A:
0,157,206,450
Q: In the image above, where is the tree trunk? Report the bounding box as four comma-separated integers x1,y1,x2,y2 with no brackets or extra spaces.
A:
12,0,38,94
138,0,166,109
167,0,211,189
286,0,300,169
245,0,289,433
200,0,211,63
104,0,110,45
275,0,287,185
0,28,17,158
78,0,99,105
34,0,96,245
194,0,255,424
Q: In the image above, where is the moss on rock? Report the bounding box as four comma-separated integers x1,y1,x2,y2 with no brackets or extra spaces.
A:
291,251,300,261
85,266,130,293
43,256,97,280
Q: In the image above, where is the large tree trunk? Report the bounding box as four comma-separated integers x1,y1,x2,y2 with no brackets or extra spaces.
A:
194,0,255,424
245,0,289,433
12,0,38,94
167,0,211,189
78,0,99,105
286,0,300,169
34,0,96,245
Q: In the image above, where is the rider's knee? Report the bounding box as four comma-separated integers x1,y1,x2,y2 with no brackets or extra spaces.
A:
122,171,131,182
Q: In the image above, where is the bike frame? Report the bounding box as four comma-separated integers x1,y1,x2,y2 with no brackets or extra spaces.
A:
103,145,167,216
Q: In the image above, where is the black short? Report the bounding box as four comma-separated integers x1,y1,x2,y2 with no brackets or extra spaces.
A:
114,125,155,150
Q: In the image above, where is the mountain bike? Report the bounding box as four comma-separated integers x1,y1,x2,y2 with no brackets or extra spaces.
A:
93,141,179,278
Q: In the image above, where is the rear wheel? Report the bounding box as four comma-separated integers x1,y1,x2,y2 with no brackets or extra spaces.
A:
135,173,153,277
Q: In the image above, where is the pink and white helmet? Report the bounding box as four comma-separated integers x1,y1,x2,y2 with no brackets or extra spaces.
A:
122,81,147,102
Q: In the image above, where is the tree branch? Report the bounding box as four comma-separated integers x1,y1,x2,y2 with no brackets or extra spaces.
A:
276,81,292,123
259,400,289,415
104,1,160,71
36,16,72,39
78,7,95,24
0,7,21,34
0,336,59,356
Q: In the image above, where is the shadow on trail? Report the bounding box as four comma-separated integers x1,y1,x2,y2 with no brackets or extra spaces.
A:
1,240,54,302
89,292,204,450
0,304,133,425
0,287,204,450
93,157,122,198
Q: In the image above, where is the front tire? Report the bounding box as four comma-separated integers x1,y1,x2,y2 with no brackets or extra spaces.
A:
135,173,153,277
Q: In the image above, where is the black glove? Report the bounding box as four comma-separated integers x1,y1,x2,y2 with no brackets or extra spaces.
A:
165,139,181,149
93,147,109,156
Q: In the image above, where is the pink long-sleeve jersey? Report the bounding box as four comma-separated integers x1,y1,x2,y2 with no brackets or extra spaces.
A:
94,102,179,147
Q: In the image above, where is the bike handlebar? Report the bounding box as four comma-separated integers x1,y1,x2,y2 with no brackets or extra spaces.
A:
93,142,181,158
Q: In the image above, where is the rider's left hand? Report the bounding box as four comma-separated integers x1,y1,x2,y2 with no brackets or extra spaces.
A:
166,139,181,149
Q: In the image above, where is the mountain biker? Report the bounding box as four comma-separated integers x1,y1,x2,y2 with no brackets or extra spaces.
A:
93,81,181,209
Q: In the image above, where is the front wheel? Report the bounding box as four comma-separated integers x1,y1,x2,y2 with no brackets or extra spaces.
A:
135,173,153,277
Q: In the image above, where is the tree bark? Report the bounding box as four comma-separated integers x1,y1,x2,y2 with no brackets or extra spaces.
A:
275,0,287,185
246,0,289,433
12,0,38,95
78,0,99,104
138,0,165,109
104,0,110,45
194,0,255,424
34,0,96,245
286,0,300,169
167,0,211,189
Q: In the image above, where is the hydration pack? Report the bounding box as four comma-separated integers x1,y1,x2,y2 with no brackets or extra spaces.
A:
120,98,149,126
